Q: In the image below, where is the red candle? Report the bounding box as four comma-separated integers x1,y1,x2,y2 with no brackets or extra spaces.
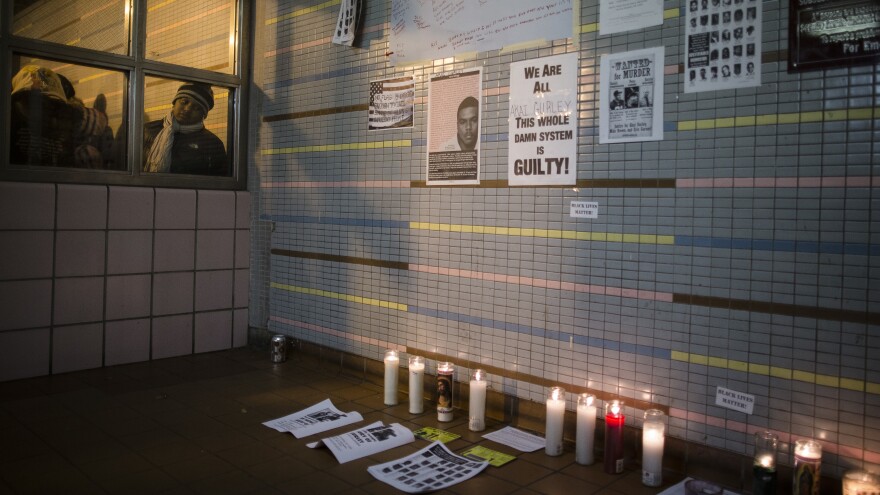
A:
604,400,625,474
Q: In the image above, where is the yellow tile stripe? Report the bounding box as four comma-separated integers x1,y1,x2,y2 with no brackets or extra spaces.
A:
671,351,878,394
270,282,408,311
580,8,679,33
410,222,675,245
262,140,411,155
677,107,877,131
266,0,340,25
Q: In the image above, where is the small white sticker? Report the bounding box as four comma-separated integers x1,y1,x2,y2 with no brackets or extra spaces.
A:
715,386,755,415
570,201,598,219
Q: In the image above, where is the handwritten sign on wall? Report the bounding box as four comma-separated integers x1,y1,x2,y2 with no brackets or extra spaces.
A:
390,0,574,66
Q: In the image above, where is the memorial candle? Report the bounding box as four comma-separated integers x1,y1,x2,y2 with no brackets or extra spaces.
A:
753,431,778,495
408,356,425,414
604,400,625,474
545,386,566,456
793,439,822,495
383,350,399,405
436,362,454,422
843,470,880,495
468,369,487,431
641,409,665,487
576,393,596,465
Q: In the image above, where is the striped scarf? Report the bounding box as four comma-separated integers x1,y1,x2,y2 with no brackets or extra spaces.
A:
145,112,205,173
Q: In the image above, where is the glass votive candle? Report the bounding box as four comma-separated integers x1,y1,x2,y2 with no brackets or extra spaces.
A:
436,362,454,422
793,439,822,495
753,431,778,495
641,409,665,487
545,386,566,456
843,470,880,495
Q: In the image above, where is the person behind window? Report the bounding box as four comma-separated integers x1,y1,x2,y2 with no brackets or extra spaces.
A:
440,96,479,152
144,82,228,175
57,74,114,169
10,65,79,167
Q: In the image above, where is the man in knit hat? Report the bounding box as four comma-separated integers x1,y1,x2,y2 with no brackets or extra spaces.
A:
143,82,228,175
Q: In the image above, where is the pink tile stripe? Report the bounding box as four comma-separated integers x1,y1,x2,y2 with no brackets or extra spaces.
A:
261,181,411,188
669,408,879,463
411,265,674,303
677,177,875,188
270,315,406,352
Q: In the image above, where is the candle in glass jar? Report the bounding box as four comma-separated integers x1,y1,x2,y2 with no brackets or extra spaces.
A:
793,439,822,495
545,386,566,456
641,409,665,487
384,350,399,405
468,369,487,431
843,470,880,495
436,362,454,422
604,400,625,474
576,394,596,465
753,431,778,495
408,356,425,414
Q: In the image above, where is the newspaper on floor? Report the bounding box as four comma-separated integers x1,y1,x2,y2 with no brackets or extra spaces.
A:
481,426,545,452
262,398,363,439
306,421,415,464
367,441,489,493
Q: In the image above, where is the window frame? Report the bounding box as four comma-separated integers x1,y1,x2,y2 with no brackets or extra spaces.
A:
0,0,251,190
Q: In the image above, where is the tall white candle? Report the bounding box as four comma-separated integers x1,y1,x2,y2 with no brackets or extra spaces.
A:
576,393,596,465
468,369,487,431
408,356,425,414
641,409,665,487
383,350,399,406
545,386,566,456
793,439,822,495
843,470,880,495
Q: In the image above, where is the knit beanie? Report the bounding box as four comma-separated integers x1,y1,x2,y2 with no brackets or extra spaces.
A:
173,83,214,116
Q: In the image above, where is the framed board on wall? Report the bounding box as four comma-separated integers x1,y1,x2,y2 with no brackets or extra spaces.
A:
788,0,880,72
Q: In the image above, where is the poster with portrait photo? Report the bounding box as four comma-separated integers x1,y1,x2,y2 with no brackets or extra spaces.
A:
599,46,665,143
427,69,482,186
684,0,761,92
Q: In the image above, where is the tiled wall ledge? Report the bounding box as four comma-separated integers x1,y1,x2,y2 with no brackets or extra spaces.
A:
268,338,844,495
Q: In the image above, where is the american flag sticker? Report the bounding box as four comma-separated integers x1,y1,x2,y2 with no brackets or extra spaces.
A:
369,76,415,131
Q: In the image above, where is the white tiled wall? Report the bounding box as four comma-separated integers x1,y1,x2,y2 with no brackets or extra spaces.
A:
0,182,250,381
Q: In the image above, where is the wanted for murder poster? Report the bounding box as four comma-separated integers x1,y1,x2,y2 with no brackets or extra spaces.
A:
508,53,579,186
599,46,665,143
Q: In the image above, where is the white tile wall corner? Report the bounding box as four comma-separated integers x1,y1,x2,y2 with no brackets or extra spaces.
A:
105,274,152,320
196,230,234,270
195,270,233,311
0,328,50,381
234,230,250,268
197,190,236,229
152,272,195,316
235,191,250,229
0,280,52,331
56,184,107,230
107,230,154,274
108,186,154,229
54,277,104,325
52,324,103,374
152,315,193,359
154,230,196,272
233,308,248,347
194,310,232,353
54,230,106,277
0,181,55,229
0,231,53,279
105,318,150,366
234,268,249,308
155,188,196,229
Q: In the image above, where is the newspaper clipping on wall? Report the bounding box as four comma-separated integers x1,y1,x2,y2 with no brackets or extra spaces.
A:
599,0,663,35
683,0,761,92
599,46,665,143
427,69,482,185
369,76,415,130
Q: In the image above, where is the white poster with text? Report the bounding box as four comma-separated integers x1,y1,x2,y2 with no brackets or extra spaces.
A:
599,46,665,143
508,53,578,186
599,0,664,35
